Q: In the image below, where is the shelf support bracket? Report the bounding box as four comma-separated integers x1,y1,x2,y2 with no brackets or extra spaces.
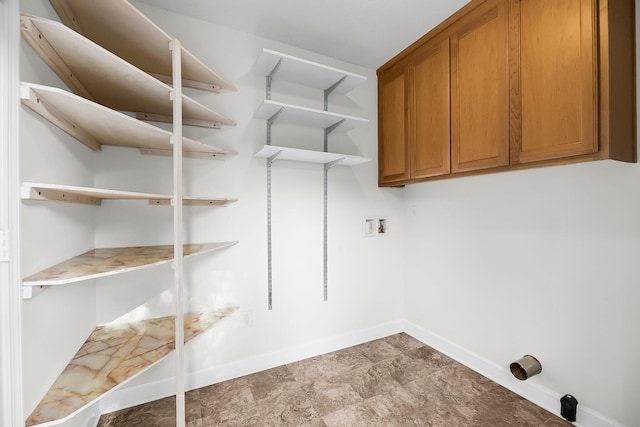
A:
324,76,347,110
266,59,282,101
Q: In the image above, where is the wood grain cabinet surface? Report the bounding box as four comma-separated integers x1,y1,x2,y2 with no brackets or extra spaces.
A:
377,0,636,187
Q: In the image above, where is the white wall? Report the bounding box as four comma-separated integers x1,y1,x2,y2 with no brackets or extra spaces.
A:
19,1,639,426
402,7,640,422
18,0,405,422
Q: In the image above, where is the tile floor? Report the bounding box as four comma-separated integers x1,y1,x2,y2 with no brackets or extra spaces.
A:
98,333,571,426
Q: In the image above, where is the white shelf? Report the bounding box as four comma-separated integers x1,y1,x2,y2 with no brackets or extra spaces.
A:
50,0,236,93
255,145,371,166
255,100,368,132
21,182,237,206
25,307,238,427
22,242,239,288
20,15,236,128
21,83,235,159
252,48,367,94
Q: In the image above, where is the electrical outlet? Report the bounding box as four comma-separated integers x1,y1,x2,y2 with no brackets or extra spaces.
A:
0,230,9,263
241,311,253,328
363,217,388,237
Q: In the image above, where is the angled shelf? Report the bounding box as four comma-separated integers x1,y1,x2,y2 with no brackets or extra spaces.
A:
20,14,236,129
25,306,239,427
253,48,367,94
50,0,236,93
21,182,238,206
255,145,371,166
21,83,235,159
255,100,368,132
22,242,238,288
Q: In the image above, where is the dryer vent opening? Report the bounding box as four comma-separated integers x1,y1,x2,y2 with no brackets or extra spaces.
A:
510,355,542,380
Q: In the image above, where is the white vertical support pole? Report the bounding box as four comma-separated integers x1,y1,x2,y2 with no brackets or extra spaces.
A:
0,0,24,425
170,38,185,427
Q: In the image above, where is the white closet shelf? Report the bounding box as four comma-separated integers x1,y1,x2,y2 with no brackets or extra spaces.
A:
255,100,368,132
22,242,238,288
255,145,371,166
252,48,367,94
50,0,236,93
20,15,236,128
25,306,238,427
21,183,238,207
21,83,235,159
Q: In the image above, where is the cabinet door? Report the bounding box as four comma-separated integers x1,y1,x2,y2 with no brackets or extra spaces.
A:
451,0,509,173
510,0,597,163
378,64,409,184
409,38,451,179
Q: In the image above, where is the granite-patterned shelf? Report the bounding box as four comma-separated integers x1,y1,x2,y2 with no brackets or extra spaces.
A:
22,242,238,287
25,306,239,426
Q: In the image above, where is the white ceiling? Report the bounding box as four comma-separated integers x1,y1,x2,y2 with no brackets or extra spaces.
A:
135,0,470,69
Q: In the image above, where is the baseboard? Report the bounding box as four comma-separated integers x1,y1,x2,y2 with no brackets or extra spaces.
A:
99,320,404,415
403,321,624,427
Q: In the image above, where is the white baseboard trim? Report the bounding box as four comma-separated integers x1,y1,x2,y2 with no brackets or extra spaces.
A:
403,320,624,427
99,320,404,415
99,319,621,427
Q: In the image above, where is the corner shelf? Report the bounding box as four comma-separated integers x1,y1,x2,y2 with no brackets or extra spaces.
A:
25,306,239,427
254,100,368,132
20,14,236,128
22,242,238,288
21,182,238,207
21,2,239,426
50,0,236,93
20,83,235,159
255,145,370,166
252,48,366,94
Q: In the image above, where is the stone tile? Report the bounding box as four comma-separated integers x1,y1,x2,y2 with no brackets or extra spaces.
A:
353,339,403,363
198,378,261,425
322,402,384,427
302,379,364,416
245,364,296,400
380,332,426,353
254,381,327,426
287,348,372,383
348,359,408,400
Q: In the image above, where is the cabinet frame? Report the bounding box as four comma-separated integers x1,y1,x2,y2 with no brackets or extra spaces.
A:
377,0,636,187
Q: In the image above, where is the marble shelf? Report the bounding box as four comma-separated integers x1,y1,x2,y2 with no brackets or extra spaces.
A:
22,242,238,288
20,83,235,159
50,0,236,93
21,182,238,206
25,306,239,426
20,15,236,128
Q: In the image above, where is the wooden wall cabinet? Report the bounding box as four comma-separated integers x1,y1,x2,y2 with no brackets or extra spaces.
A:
377,0,636,187
510,0,597,164
378,36,452,184
378,62,409,184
